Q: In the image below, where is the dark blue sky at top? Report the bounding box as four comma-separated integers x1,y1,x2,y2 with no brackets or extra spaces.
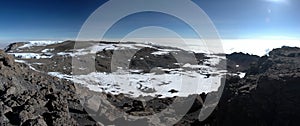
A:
0,0,106,42
103,12,199,39
0,0,300,43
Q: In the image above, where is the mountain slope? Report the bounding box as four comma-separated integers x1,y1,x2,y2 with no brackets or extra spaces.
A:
2,40,300,125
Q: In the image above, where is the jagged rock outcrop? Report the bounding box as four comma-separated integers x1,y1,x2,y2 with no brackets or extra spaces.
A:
208,46,300,126
226,52,260,73
0,50,97,125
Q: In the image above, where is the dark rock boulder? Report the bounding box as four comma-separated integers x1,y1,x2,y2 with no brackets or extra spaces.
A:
0,50,97,125
0,50,15,67
207,46,300,126
226,52,260,73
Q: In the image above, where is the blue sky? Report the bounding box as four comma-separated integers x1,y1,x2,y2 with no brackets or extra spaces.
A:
0,0,300,44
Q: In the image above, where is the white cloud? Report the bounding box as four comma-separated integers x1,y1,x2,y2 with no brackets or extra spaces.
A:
221,39,300,56
119,38,300,56
265,0,289,4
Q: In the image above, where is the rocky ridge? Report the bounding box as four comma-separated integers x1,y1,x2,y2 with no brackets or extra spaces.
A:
209,46,300,126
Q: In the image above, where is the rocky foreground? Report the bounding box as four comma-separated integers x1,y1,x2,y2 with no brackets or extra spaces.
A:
0,42,300,125
0,50,96,125
211,46,300,126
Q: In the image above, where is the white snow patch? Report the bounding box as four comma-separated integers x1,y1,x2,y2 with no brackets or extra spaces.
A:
238,72,246,78
72,71,223,98
48,66,225,98
151,51,169,55
14,60,26,63
204,54,225,66
57,52,74,57
19,41,63,48
88,44,116,53
229,72,247,78
129,69,143,73
14,59,41,71
32,62,44,65
183,63,207,69
41,48,54,53
158,49,180,52
10,53,53,59
151,48,181,55
60,43,150,57
133,43,155,48
48,72,72,79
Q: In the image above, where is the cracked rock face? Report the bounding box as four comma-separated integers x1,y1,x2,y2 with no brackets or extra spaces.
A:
0,50,15,68
207,47,300,126
0,50,93,125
